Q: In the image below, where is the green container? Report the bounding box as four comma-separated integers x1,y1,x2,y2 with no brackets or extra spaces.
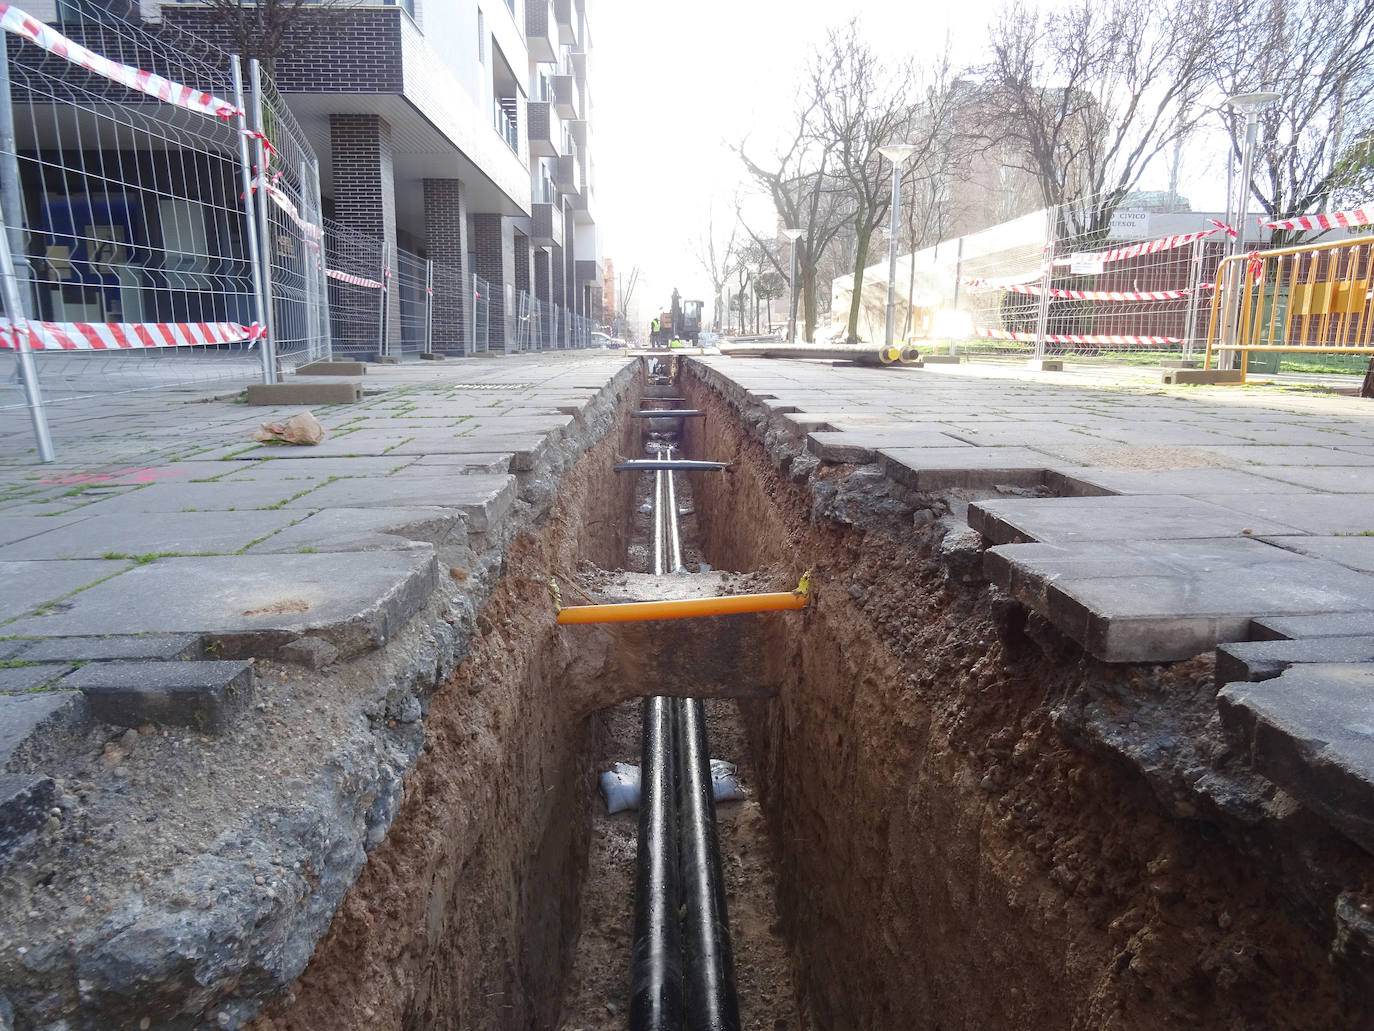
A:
1243,284,1287,374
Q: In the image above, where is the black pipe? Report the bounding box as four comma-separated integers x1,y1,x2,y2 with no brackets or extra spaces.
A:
615,460,728,472
629,695,684,1030
675,697,741,1031
631,410,706,418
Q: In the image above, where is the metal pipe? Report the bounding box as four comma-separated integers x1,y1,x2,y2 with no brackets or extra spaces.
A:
629,695,684,1031
247,60,278,384
675,697,742,1031
666,453,684,573
616,460,729,472
653,467,665,577
719,343,901,365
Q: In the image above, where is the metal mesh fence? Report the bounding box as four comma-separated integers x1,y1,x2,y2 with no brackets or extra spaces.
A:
0,5,262,408
393,244,430,358
322,215,384,359
471,274,490,354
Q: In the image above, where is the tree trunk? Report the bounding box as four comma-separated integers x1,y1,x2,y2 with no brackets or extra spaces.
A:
1361,356,1374,399
846,221,874,345
802,266,817,342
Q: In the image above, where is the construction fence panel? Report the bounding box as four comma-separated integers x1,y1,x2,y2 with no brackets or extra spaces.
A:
471,274,490,354
430,260,465,355
0,4,263,411
322,216,384,359
249,64,327,372
393,244,430,359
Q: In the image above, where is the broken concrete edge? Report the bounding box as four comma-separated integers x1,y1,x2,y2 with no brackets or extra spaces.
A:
64,659,256,734
0,357,645,1030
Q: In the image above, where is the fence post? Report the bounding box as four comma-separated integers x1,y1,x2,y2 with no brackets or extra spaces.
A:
1033,206,1056,360
308,157,331,361
231,57,273,383
1182,235,1205,359
423,259,434,356
247,60,279,383
377,242,391,359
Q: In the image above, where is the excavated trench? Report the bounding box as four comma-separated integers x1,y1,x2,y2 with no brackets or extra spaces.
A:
254,358,1374,1031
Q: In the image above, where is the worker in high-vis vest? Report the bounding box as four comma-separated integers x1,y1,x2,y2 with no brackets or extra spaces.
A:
650,317,660,348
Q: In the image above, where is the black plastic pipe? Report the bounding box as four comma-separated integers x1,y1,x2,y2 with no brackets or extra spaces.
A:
615,459,729,472
629,695,684,1030
675,697,741,1031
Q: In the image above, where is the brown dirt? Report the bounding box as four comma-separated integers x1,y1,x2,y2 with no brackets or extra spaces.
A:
679,361,1374,1031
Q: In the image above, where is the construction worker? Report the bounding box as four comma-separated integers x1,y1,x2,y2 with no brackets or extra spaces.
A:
650,316,660,348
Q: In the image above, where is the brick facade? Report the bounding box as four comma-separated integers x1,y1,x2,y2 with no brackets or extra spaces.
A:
330,114,400,354
472,214,514,352
423,178,469,353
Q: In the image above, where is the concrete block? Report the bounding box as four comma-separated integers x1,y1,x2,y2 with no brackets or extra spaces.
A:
877,446,1053,491
1199,493,1374,536
1218,663,1374,855
1216,637,1374,688
1027,359,1063,371
295,361,367,376
19,634,204,663
278,636,341,669
921,354,962,364
1159,359,1200,369
0,559,132,622
1251,612,1374,641
807,429,969,464
285,473,515,531
66,659,255,733
244,382,362,405
371,354,400,364
0,691,89,770
1261,536,1374,574
418,352,447,360
1161,369,1245,385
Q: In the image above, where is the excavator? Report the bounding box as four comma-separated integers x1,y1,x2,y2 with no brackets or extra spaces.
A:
650,288,703,347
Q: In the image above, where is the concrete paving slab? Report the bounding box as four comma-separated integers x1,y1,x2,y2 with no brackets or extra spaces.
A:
876,447,1060,490
1186,445,1374,468
0,664,75,692
0,559,132,622
217,457,418,481
1238,466,1374,493
66,659,255,733
63,481,309,514
1198,493,1374,536
409,453,514,473
1050,467,1313,496
969,494,1302,546
0,514,91,547
18,634,203,663
0,510,300,560
246,507,460,553
807,430,970,464
1218,663,1374,855
1047,554,1374,662
2,552,438,658
1216,637,1374,687
282,473,514,531
1260,536,1374,574
1251,612,1374,641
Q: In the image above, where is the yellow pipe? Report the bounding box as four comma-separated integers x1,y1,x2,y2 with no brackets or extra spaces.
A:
556,590,810,625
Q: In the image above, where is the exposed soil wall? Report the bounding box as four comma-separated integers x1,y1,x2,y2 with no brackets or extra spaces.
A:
250,374,645,1031
678,361,1374,1030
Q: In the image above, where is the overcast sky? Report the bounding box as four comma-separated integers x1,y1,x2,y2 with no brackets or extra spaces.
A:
589,0,1232,324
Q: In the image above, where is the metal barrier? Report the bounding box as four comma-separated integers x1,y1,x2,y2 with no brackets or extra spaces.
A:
323,216,385,359
1204,236,1374,379
471,274,490,353
393,244,432,358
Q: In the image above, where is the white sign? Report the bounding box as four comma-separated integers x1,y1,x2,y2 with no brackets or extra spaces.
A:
1070,254,1104,275
1109,210,1151,239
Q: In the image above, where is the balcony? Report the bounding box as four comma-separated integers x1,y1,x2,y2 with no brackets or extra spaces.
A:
570,47,587,84
551,74,578,118
494,97,519,153
554,0,576,45
553,153,581,195
527,100,557,157
532,201,563,247
568,117,587,146
525,0,556,62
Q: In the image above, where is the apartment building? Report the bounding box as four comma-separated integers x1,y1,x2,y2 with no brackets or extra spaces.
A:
21,0,601,353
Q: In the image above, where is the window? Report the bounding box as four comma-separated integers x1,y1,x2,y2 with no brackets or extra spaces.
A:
477,9,486,64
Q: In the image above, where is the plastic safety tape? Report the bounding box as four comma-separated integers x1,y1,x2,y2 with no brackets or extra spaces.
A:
962,279,1202,302
1260,206,1374,233
0,3,240,120
974,327,1184,346
1,320,262,351
1066,226,1226,265
325,268,383,289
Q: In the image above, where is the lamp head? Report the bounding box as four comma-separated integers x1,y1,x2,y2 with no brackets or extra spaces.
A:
781,228,803,241
878,143,918,164
1226,91,1281,114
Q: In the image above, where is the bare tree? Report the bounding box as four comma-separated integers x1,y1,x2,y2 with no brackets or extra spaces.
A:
981,0,1214,243
204,0,356,76
615,265,640,341
735,92,851,341
690,208,740,332
1213,0,1374,245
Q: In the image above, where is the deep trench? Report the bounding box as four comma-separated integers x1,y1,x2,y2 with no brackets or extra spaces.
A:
253,357,1374,1031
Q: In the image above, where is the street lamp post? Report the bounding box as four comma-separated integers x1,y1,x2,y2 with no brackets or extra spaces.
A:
782,227,803,341
1220,92,1281,365
878,144,918,349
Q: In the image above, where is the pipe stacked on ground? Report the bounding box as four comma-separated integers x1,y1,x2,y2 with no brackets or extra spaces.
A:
719,342,902,365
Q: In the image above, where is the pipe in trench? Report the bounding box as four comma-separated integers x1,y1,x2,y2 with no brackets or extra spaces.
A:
676,696,741,1031
629,695,684,1030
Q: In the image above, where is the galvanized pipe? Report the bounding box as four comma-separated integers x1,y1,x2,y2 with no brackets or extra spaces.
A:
666,446,683,573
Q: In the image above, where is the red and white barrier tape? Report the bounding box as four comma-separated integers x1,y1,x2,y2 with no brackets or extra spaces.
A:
1,320,263,351
0,3,240,121
325,268,383,289
975,327,1184,346
253,175,324,242
962,278,1195,302
1260,205,1374,233
1067,225,1228,265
